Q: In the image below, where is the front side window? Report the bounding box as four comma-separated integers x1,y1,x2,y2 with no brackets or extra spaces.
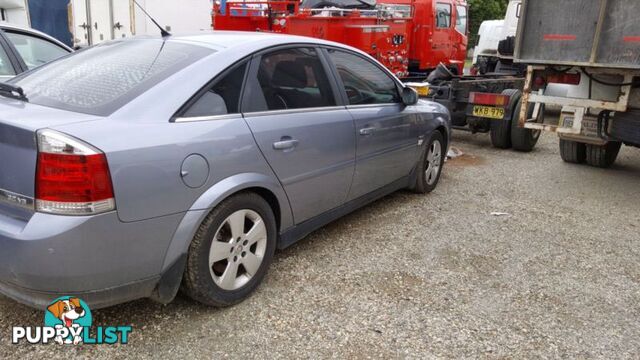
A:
455,5,468,34
10,40,214,116
182,62,248,118
436,3,452,28
244,47,336,112
326,49,400,105
5,31,69,69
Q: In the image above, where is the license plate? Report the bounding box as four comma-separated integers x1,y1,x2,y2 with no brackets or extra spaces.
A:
472,106,505,120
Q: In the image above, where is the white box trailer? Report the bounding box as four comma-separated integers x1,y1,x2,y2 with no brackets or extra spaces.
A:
69,0,213,47
0,0,29,27
515,0,640,168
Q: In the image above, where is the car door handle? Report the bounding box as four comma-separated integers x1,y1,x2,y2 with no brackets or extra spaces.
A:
360,127,376,136
273,138,299,150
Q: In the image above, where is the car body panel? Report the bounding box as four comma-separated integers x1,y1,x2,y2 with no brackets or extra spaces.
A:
244,108,356,223
347,103,419,200
0,211,182,293
53,115,281,223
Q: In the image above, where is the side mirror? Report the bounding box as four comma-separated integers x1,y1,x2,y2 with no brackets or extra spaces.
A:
401,87,418,106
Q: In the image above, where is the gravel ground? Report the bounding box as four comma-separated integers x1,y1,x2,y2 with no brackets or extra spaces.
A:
1,132,639,359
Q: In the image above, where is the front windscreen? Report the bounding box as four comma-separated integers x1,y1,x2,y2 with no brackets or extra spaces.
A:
10,39,214,116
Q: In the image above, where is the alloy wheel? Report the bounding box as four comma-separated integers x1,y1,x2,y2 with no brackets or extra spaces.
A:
208,209,267,291
425,139,442,186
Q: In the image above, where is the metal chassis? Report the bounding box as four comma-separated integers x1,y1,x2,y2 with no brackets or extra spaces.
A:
519,65,638,137
419,76,525,132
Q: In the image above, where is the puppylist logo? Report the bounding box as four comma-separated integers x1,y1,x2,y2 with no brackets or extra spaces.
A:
12,296,132,345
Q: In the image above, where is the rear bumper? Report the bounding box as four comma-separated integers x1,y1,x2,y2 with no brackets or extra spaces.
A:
0,276,158,310
0,210,183,309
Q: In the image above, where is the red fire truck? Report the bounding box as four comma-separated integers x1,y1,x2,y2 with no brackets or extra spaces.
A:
212,0,468,78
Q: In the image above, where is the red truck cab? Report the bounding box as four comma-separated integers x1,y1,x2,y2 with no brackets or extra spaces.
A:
212,0,467,77
409,0,468,75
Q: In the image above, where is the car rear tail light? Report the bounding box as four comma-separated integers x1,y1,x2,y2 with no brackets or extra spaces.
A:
469,92,510,107
35,130,115,216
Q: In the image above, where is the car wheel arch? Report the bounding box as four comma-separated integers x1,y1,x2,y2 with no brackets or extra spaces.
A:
158,174,291,275
151,175,290,304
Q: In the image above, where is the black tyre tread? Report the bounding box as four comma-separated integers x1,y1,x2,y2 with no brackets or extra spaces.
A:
559,139,587,164
412,131,445,194
490,89,520,149
511,103,544,152
585,142,622,168
182,192,276,307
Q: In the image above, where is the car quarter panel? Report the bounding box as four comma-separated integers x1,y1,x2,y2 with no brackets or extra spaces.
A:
53,116,291,226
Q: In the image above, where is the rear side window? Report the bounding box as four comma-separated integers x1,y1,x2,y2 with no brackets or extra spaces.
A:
181,62,248,118
10,40,214,116
455,5,467,34
436,3,452,28
4,31,69,69
0,44,16,76
244,47,336,112
326,49,400,105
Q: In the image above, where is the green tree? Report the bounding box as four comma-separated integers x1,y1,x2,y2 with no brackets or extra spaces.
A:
467,0,509,45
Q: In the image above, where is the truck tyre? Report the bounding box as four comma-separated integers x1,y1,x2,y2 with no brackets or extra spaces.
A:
559,139,586,164
511,101,544,152
585,142,622,168
490,89,520,149
182,192,277,307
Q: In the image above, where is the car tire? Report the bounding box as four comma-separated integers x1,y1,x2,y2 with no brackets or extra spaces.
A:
182,192,277,307
511,101,544,152
559,139,586,164
585,141,622,168
412,131,445,194
490,89,519,149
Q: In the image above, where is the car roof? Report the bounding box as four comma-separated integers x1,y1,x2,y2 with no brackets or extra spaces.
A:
0,22,73,51
165,30,359,53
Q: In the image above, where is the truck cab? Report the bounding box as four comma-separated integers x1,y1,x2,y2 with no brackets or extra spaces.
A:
472,0,521,74
409,0,468,75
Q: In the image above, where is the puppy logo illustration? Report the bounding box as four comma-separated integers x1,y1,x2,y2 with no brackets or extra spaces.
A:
44,296,92,345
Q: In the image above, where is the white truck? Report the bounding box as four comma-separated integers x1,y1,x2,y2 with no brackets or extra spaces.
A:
0,0,28,27
515,0,640,168
472,0,521,74
68,0,214,47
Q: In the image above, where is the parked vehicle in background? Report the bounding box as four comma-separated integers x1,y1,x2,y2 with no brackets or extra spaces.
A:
411,0,548,152
213,0,468,78
515,0,640,168
0,22,71,81
0,32,450,309
419,62,543,151
472,0,521,75
0,0,29,27
68,0,212,47
472,19,504,74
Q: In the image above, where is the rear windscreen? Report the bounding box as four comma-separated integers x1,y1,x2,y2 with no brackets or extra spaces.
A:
10,39,214,116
